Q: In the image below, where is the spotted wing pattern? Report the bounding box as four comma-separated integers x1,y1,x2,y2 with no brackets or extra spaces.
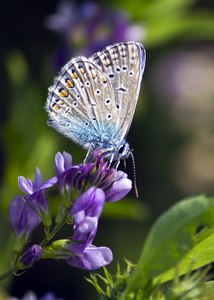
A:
46,41,146,153
47,57,118,149
90,42,146,142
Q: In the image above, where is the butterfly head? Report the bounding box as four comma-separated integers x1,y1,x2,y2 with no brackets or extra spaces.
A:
116,141,131,160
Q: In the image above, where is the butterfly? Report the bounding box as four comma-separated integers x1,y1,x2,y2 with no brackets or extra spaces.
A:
46,41,146,161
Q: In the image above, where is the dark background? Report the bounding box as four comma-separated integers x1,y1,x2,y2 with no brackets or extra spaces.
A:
0,0,214,299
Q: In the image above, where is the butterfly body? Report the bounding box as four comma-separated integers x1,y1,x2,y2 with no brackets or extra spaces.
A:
46,41,146,160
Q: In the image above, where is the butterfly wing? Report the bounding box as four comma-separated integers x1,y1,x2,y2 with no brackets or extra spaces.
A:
90,41,146,143
46,56,119,149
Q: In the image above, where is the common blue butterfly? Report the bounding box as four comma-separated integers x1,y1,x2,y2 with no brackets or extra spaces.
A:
46,41,146,160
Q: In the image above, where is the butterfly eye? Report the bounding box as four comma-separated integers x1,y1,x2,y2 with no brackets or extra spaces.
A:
118,142,131,159
118,144,125,154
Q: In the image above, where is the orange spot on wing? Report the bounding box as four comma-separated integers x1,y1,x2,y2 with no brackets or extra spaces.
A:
91,70,97,79
60,89,69,97
53,104,60,111
66,80,74,88
79,68,85,74
71,72,78,79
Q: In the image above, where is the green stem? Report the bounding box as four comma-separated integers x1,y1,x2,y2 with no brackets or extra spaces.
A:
0,218,67,282
40,215,68,247
0,265,19,282
118,265,143,300
0,214,68,282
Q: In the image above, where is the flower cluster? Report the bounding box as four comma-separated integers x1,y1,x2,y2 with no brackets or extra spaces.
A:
45,0,143,69
9,169,57,238
9,291,64,300
9,150,132,271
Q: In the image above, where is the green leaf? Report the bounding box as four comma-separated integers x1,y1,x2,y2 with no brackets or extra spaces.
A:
121,195,214,297
111,0,214,46
111,0,194,19
141,195,214,275
201,281,214,300
155,230,214,283
144,12,214,46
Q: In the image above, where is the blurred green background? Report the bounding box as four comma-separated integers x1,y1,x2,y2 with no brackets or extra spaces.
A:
0,0,214,299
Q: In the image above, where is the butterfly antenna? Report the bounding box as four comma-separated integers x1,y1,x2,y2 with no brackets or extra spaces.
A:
130,151,139,198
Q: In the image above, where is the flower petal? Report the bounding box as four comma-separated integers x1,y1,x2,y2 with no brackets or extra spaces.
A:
55,151,72,177
55,152,65,176
9,196,40,237
115,170,128,180
9,196,28,236
21,244,42,266
67,245,113,270
70,187,105,248
106,177,132,202
75,216,97,234
39,176,58,190
62,151,73,170
21,291,38,300
71,187,105,218
34,168,43,189
18,176,34,194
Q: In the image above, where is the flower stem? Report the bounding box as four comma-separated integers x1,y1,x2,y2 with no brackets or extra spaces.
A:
118,265,142,300
0,264,19,282
40,215,68,247
0,214,69,282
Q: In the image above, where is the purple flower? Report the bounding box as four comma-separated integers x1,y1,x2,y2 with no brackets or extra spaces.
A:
9,149,131,272
55,150,132,201
10,168,57,237
45,1,143,68
64,186,112,270
47,238,113,271
67,245,113,271
18,168,57,226
44,184,112,270
9,291,64,300
9,196,40,238
55,151,73,177
55,151,79,193
106,171,132,202
40,293,64,300
70,187,105,253
21,245,42,267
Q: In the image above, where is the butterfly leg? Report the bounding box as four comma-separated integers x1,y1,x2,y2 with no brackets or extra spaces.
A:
114,160,121,170
109,152,116,166
83,143,94,163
